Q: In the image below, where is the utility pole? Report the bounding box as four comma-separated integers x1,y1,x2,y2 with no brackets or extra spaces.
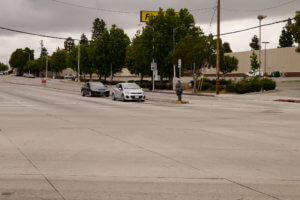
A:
40,40,44,58
41,40,47,78
258,15,267,78
78,42,80,82
216,0,221,95
110,63,113,81
262,42,269,77
46,56,48,79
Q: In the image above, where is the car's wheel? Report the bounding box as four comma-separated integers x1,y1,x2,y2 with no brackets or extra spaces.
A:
121,94,125,102
81,90,85,96
112,93,116,101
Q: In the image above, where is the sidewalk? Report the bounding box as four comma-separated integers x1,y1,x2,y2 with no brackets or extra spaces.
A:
145,89,215,97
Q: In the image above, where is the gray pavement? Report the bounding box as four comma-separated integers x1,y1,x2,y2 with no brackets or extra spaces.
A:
0,76,300,200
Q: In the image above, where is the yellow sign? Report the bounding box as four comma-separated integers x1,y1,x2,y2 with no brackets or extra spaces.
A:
140,11,179,22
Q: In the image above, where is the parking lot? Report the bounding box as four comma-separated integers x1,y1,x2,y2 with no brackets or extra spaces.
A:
0,76,300,200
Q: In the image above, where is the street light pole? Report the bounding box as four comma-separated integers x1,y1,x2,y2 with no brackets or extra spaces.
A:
216,0,221,95
149,26,155,91
46,56,48,79
258,15,267,78
78,42,80,82
262,42,269,77
173,27,177,91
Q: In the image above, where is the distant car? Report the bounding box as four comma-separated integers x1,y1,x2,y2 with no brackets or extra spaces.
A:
23,73,29,78
64,74,74,79
246,69,263,77
81,82,110,97
0,71,4,75
27,74,35,78
112,83,146,102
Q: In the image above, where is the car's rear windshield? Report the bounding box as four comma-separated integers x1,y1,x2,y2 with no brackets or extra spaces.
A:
123,83,140,89
90,82,104,87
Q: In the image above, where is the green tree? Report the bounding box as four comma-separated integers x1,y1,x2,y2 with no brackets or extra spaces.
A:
289,11,300,52
250,51,260,72
174,33,216,93
40,47,48,58
9,48,34,73
80,33,89,44
279,18,294,48
67,45,78,72
64,37,75,52
107,25,130,80
24,58,44,74
221,55,239,77
90,33,109,80
223,42,232,53
126,30,152,82
49,48,68,75
91,18,106,40
250,35,260,50
147,8,197,82
0,62,8,71
79,43,94,80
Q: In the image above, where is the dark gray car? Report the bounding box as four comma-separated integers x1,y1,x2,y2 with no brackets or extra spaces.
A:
81,82,110,97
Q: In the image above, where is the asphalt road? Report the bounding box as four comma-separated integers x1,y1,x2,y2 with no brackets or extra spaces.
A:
0,76,300,200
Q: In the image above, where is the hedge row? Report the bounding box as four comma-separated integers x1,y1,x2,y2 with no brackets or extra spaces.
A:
192,78,276,94
128,80,173,90
227,78,276,94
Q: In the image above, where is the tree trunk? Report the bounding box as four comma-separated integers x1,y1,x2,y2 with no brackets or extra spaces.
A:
193,63,197,94
90,73,92,81
140,74,144,83
110,63,113,81
160,74,163,85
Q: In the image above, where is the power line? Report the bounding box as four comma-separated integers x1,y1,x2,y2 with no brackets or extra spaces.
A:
49,0,216,14
209,1,218,32
49,0,139,14
215,17,293,37
0,26,79,41
222,0,298,13
0,17,293,44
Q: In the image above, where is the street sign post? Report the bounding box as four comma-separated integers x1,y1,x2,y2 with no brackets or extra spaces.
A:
151,61,157,71
151,61,157,91
178,59,182,79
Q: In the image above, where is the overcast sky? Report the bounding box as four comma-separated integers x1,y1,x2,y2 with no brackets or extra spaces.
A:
0,0,299,64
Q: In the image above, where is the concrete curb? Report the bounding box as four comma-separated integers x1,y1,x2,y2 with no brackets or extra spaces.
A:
145,90,215,97
275,99,300,103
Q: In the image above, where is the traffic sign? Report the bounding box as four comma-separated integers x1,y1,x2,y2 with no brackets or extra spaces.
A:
151,62,157,71
178,59,182,68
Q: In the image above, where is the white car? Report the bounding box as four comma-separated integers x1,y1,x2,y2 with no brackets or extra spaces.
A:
64,74,74,79
112,83,146,102
246,69,264,77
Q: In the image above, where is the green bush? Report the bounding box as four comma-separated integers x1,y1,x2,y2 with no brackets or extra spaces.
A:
198,81,215,91
226,83,236,93
261,78,276,91
226,78,276,94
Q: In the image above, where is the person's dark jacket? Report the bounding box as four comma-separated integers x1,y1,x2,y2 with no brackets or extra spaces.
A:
176,82,183,95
